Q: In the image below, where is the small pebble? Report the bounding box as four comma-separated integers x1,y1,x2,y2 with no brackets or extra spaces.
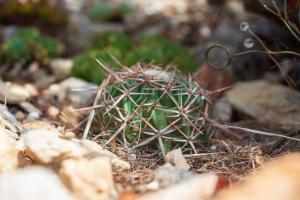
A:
27,112,40,120
47,106,60,118
15,111,26,121
210,145,218,151
24,84,38,96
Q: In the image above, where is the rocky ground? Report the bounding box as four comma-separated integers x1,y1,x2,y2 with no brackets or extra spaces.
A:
1,0,300,199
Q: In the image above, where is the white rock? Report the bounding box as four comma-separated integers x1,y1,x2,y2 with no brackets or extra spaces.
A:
59,157,116,200
23,129,87,164
24,84,38,97
0,82,31,104
0,133,20,173
45,77,97,107
165,149,190,170
22,120,57,131
50,58,73,79
0,127,18,140
47,106,60,118
152,163,194,188
0,167,74,200
138,173,218,200
0,104,23,134
79,140,131,172
22,129,130,171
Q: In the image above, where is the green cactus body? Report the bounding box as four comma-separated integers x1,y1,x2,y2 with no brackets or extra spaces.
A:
92,65,210,154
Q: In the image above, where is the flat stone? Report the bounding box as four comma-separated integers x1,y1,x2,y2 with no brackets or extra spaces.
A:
79,140,131,172
22,129,87,165
45,77,97,107
22,129,130,171
226,80,300,124
0,167,74,200
0,82,31,104
59,157,116,200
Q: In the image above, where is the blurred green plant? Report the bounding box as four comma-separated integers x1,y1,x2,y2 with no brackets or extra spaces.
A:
1,27,59,63
88,2,131,22
71,32,198,84
71,50,115,84
126,35,198,73
91,31,134,53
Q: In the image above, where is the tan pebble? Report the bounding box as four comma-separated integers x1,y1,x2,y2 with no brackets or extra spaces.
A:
47,106,60,118
24,84,38,96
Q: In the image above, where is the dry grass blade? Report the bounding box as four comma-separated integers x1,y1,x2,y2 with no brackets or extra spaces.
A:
216,124,300,142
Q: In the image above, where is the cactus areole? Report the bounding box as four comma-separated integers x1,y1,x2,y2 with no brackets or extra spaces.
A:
92,64,211,154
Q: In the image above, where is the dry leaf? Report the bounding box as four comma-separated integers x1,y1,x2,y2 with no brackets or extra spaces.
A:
193,64,232,101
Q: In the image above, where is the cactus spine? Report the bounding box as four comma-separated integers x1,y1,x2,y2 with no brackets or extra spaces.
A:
91,62,211,154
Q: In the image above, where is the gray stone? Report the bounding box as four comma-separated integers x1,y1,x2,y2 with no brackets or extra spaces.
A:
226,80,300,125
152,163,194,188
20,102,42,120
45,77,97,107
213,97,232,122
66,13,92,52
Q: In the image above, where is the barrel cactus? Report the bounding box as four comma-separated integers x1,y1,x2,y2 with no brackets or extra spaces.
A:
91,63,211,154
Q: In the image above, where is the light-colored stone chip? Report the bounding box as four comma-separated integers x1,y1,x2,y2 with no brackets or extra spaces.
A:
59,157,116,200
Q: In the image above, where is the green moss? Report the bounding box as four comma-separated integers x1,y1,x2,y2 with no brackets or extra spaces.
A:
71,50,111,84
4,37,30,61
1,27,59,63
92,31,134,54
35,36,59,59
19,27,40,43
71,32,198,84
130,35,198,73
88,2,131,22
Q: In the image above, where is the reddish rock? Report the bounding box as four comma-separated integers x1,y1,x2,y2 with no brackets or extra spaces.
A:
193,64,232,101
